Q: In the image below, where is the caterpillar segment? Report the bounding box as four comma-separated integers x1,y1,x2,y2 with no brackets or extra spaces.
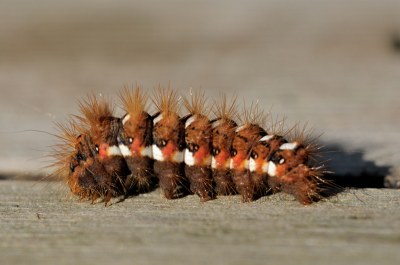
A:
230,103,268,202
210,93,238,195
249,134,287,196
152,85,186,199
71,133,117,204
76,94,131,195
117,85,155,193
182,90,214,202
50,120,117,206
267,124,325,205
248,117,289,195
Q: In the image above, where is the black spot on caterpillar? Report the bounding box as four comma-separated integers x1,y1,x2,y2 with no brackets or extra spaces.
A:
46,84,337,206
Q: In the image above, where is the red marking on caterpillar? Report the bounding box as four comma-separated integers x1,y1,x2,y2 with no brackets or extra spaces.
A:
46,84,337,206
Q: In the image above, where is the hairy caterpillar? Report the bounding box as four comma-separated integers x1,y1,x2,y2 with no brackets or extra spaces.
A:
48,84,333,206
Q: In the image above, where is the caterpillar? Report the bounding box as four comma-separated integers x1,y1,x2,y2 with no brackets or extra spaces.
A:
48,84,333,206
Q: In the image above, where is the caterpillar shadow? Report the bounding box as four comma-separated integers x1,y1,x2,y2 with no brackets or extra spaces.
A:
319,144,391,189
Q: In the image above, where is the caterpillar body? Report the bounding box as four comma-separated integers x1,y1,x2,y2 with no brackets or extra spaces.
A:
49,84,331,206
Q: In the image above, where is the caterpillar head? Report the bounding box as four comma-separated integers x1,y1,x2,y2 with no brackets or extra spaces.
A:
49,119,115,205
76,93,130,189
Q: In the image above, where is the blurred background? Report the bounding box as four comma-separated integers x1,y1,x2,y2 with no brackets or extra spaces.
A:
0,0,399,187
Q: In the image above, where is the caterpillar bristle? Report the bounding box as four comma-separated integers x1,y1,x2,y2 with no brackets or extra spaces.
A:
75,92,115,128
118,83,150,119
44,119,81,184
125,169,155,194
266,115,290,137
152,84,182,118
236,99,269,129
279,164,320,205
212,91,239,123
286,123,325,162
182,88,214,119
158,172,188,199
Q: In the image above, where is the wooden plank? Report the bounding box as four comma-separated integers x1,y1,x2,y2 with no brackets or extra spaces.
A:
1,180,400,265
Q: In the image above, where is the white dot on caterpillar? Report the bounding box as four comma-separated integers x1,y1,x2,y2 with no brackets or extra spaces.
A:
249,159,270,173
249,158,256,171
141,146,153,158
128,137,133,143
107,146,122,156
279,158,285,164
119,144,132,156
152,145,164,161
211,119,221,129
268,162,276,176
122,114,130,125
185,115,196,128
173,150,184,163
235,125,246,132
211,156,230,169
280,142,298,150
184,149,195,166
259,135,274,142
262,161,269,173
153,114,163,124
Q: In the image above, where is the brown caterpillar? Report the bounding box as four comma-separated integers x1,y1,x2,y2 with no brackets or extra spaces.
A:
47,84,333,206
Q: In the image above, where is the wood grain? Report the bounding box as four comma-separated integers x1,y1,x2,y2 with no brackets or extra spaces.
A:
1,180,400,265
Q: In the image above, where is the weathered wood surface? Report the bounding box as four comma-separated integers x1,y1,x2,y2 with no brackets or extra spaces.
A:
1,180,400,265
1,1,400,264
